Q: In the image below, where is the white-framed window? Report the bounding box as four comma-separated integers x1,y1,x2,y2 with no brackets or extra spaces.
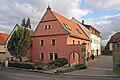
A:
40,52,44,60
76,28,82,34
78,41,80,45
44,25,51,29
49,53,53,60
48,25,51,29
54,53,58,60
73,40,75,45
63,23,71,30
49,52,59,60
45,25,47,29
51,39,56,45
40,40,44,45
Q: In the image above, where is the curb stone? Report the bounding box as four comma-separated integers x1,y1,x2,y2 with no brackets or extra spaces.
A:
0,66,55,75
63,74,120,78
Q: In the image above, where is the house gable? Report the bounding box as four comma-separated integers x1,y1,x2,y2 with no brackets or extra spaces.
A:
33,7,69,37
41,7,57,22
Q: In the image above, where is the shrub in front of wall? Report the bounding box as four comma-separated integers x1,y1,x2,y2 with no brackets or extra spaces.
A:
116,64,120,69
8,62,35,69
74,64,86,70
51,58,68,67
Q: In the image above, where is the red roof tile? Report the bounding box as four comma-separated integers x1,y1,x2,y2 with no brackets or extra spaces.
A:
0,32,9,44
51,11,90,40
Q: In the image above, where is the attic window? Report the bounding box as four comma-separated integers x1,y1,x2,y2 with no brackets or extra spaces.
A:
76,28,82,34
63,23,71,30
44,25,51,29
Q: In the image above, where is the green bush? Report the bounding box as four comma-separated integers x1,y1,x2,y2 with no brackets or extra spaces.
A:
8,62,35,69
74,64,86,70
51,58,68,67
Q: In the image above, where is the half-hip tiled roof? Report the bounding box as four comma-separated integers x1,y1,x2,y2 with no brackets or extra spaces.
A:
51,11,90,40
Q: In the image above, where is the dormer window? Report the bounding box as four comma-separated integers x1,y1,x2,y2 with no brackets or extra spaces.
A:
63,23,71,30
76,28,82,34
44,25,51,29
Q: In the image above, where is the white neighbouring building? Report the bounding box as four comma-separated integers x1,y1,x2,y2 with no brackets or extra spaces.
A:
90,30,101,56
71,17,101,57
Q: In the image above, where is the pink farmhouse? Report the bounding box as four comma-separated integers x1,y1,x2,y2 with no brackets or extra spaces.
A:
31,7,90,66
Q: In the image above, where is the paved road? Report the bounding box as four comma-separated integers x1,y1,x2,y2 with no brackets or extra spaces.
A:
65,55,114,76
0,69,119,80
87,55,113,69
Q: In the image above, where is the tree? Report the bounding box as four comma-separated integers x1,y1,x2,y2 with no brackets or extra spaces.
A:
25,17,31,29
21,18,26,26
7,27,31,61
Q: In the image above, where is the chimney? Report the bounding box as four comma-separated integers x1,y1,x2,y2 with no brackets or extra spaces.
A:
82,20,84,25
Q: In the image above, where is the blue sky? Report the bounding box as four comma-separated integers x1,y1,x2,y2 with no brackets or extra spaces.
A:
83,10,120,20
0,0,120,46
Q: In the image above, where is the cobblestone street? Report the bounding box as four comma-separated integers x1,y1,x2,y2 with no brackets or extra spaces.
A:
87,55,113,69
64,55,113,76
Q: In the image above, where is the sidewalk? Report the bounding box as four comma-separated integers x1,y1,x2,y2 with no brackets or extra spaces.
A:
64,67,113,76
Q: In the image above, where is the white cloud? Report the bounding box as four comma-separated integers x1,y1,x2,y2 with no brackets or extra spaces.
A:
84,14,120,46
85,0,120,10
0,24,12,33
34,0,91,18
0,0,91,33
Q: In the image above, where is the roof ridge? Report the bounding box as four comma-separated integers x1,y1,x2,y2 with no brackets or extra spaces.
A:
52,11,70,21
52,10,76,25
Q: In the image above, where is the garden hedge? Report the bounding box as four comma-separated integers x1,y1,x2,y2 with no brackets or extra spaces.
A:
74,64,86,70
8,62,35,69
51,58,68,67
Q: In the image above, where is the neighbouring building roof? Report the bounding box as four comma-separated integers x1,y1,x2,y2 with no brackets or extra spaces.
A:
0,32,9,44
105,32,120,49
84,24,100,33
51,10,90,40
108,32,120,43
71,17,90,39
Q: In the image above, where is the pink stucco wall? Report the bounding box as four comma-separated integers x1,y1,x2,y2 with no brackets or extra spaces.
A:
32,35,84,64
